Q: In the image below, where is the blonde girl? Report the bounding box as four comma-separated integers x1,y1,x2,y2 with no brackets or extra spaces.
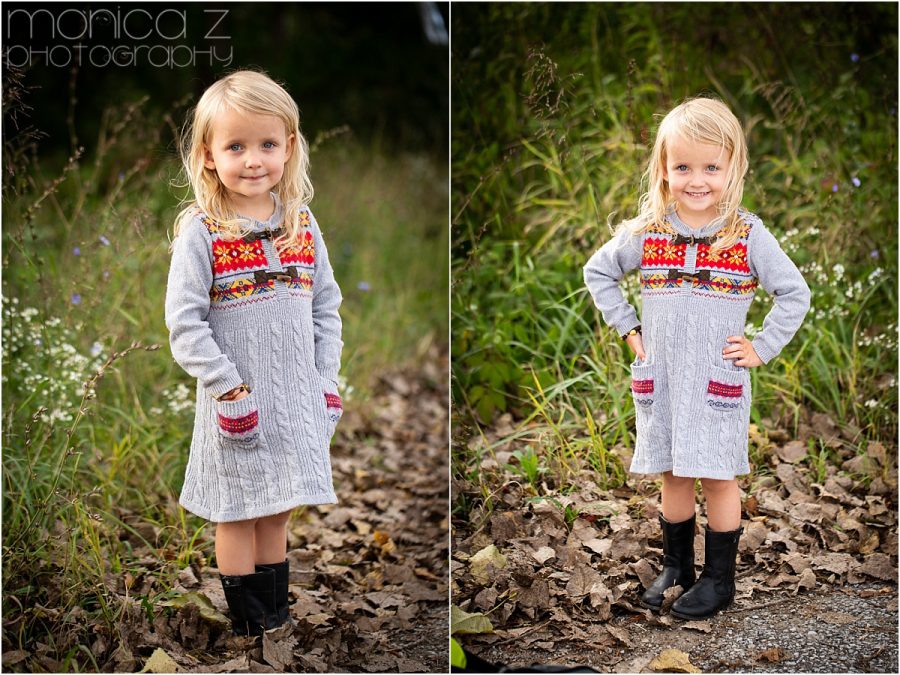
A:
165,69,344,636
583,97,810,619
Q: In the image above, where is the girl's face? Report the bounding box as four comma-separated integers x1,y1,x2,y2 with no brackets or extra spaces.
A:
203,107,294,215
663,134,730,227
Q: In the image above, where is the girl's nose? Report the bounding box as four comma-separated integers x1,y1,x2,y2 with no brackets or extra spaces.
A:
244,154,262,168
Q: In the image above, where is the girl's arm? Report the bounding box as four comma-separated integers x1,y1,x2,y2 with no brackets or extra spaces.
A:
746,219,812,365
164,217,244,398
583,229,643,337
309,209,343,387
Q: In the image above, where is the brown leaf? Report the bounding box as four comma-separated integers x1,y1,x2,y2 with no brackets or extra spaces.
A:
565,564,603,597
755,647,785,662
858,553,896,581
262,631,296,671
776,440,807,463
820,611,857,625
516,578,551,608
649,648,700,673
531,546,557,564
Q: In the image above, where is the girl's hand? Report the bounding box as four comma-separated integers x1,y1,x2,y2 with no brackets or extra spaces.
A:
625,333,646,361
231,388,250,401
723,335,763,368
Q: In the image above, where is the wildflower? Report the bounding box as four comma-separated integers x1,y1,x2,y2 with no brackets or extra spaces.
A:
864,399,877,409
118,171,125,182
357,281,371,292
99,235,110,246
870,249,880,259
73,246,81,256
831,184,839,192
71,293,82,305
851,53,860,63
851,177,861,187
102,271,110,280
90,342,103,357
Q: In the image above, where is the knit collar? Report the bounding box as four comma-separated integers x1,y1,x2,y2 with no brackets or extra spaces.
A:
239,192,284,231
666,205,728,238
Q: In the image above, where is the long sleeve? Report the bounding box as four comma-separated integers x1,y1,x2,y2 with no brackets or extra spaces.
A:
164,216,244,398
309,209,343,386
747,219,811,365
583,229,643,337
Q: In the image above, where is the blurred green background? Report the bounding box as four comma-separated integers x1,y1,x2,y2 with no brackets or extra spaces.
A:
451,3,897,505
2,2,448,668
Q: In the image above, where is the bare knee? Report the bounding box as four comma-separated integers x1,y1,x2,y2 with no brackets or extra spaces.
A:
700,477,737,495
662,471,695,489
217,517,259,534
255,510,292,530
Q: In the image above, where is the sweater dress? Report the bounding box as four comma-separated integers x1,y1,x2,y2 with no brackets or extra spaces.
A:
164,192,343,522
583,208,810,479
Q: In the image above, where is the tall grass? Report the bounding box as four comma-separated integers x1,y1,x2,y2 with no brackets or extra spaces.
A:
2,72,447,667
451,3,897,517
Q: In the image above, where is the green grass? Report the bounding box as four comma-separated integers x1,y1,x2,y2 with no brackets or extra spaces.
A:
2,83,447,667
450,3,897,517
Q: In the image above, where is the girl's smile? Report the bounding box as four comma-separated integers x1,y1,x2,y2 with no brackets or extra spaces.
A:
663,135,731,228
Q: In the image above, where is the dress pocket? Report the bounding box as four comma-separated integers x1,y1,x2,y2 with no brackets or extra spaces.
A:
215,390,261,449
706,365,745,413
318,375,343,433
630,360,656,408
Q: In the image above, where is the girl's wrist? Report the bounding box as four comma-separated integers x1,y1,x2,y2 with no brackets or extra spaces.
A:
217,383,250,401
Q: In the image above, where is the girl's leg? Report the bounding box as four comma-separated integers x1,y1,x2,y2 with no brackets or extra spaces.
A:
661,471,696,522
700,477,741,531
254,510,292,564
216,518,258,575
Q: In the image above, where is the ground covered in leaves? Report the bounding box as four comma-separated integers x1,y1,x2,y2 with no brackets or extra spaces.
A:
452,410,898,673
4,352,449,673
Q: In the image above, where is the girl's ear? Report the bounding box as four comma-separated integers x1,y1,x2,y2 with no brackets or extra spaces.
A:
203,144,216,170
284,133,295,161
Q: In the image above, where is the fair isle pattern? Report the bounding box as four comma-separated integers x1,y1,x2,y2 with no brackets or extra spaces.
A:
218,409,259,436
325,392,343,423
202,211,315,310
707,380,743,411
640,216,756,299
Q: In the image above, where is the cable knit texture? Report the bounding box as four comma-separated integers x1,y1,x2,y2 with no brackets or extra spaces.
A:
583,208,810,479
165,192,343,522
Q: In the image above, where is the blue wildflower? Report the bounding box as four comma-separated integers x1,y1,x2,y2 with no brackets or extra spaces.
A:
91,342,103,357
357,281,371,292
831,184,839,192
851,53,860,63
73,246,80,256
99,235,110,246
870,249,880,259
71,293,82,305
852,177,861,187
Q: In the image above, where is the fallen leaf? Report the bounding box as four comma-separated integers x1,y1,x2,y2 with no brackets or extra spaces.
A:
450,605,494,635
776,440,807,463
532,546,557,564
648,648,700,673
158,592,229,628
858,553,896,581
140,648,180,673
469,544,508,584
755,647,785,662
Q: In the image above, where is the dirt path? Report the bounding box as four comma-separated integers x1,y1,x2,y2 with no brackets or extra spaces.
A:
464,582,897,673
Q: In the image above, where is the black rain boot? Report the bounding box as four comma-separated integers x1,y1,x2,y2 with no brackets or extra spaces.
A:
671,524,743,620
220,567,279,636
256,559,290,625
639,513,697,611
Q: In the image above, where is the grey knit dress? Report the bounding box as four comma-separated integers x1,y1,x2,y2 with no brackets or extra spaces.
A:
583,208,810,479
165,192,343,522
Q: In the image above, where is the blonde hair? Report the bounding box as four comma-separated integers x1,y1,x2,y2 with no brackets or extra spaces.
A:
170,69,314,248
613,96,749,255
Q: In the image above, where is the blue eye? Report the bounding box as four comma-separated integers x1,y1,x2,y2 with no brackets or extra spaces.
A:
263,141,276,149
228,144,242,152
676,164,688,171
707,165,719,172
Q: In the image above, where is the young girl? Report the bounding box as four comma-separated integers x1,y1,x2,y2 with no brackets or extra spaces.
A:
164,70,343,636
583,97,810,619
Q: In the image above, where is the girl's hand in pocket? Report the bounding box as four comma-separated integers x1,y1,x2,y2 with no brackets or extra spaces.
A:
626,333,646,361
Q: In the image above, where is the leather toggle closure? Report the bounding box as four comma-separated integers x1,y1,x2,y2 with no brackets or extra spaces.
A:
255,267,300,284
244,227,284,243
668,268,711,284
671,233,715,246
